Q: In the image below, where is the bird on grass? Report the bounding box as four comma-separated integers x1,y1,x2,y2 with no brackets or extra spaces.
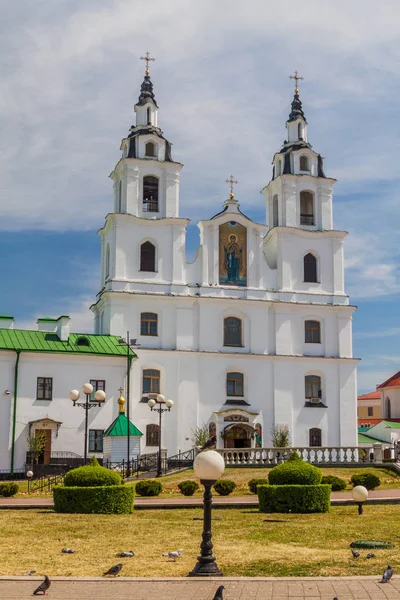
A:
201,436,216,451
117,550,134,557
162,548,183,561
23,570,36,576
366,553,376,559
351,549,360,559
380,565,393,583
33,575,51,595
61,548,75,554
103,563,123,577
212,585,225,600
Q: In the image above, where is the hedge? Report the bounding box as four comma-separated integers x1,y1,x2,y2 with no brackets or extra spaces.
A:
135,480,162,496
268,453,322,486
213,480,236,496
64,465,121,488
53,485,134,514
178,481,199,496
258,484,331,513
0,482,19,497
248,478,269,494
321,475,347,491
351,473,381,490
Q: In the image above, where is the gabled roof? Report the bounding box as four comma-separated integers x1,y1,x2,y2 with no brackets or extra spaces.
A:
377,371,400,389
358,391,380,401
358,433,387,444
381,420,400,429
0,329,136,358
104,413,143,437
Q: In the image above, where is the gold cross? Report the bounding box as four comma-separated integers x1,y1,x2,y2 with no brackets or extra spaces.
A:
226,175,239,199
289,70,304,94
140,51,156,75
118,387,124,396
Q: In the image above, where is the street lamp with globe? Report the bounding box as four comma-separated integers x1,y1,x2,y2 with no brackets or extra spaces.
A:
69,383,106,463
26,470,34,493
189,449,225,577
147,394,174,477
352,485,368,515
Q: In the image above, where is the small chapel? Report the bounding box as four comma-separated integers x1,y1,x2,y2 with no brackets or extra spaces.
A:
91,58,359,455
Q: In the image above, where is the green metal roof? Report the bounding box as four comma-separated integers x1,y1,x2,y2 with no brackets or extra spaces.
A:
382,421,400,429
104,413,143,437
0,329,137,358
358,433,386,444
0,315,14,319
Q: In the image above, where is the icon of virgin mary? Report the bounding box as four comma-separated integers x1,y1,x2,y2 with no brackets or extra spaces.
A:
224,234,242,283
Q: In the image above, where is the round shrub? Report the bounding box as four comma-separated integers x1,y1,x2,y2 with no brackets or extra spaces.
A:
258,484,331,513
268,455,322,486
321,475,347,491
64,465,121,488
248,478,269,494
213,480,237,496
351,473,380,490
178,481,199,496
135,480,162,496
0,482,19,497
53,485,134,514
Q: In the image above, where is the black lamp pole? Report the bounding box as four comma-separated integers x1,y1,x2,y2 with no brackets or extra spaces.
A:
189,479,223,576
126,330,131,478
149,401,171,477
71,392,103,463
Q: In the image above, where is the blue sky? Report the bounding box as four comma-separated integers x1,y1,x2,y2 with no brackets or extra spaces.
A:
1,0,400,393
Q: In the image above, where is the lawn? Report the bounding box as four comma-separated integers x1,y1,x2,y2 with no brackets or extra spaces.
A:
0,506,398,577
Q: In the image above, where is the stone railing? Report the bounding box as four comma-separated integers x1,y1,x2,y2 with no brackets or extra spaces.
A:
218,445,384,466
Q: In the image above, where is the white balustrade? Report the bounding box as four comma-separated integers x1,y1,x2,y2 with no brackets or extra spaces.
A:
217,446,379,466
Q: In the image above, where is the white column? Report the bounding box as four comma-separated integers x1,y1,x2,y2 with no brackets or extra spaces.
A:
165,169,180,218
172,224,185,284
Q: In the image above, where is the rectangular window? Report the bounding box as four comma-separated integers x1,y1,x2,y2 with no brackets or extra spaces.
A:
37,377,53,400
305,375,321,400
143,370,160,394
89,429,104,452
367,406,373,417
140,313,158,336
305,321,321,343
90,379,106,401
226,373,244,396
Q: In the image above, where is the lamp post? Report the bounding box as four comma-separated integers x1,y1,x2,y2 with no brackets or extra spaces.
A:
26,470,33,493
69,383,106,463
352,485,368,515
147,394,173,477
189,450,225,577
118,332,137,478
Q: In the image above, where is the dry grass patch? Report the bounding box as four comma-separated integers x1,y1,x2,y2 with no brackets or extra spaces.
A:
0,506,399,577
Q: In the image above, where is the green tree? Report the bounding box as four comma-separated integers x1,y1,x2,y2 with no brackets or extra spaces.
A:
26,431,46,464
270,425,291,448
191,424,210,448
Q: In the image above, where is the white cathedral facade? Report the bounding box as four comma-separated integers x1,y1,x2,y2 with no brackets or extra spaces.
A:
91,66,359,455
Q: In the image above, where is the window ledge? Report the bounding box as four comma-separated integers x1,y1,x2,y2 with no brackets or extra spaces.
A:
35,398,52,402
304,401,327,408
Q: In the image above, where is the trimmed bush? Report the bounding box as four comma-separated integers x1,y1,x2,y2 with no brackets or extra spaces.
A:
268,455,322,486
0,482,19,497
213,480,237,496
53,485,134,514
248,478,269,494
351,473,381,490
321,475,347,491
178,481,199,496
64,465,121,488
258,484,331,513
135,480,162,497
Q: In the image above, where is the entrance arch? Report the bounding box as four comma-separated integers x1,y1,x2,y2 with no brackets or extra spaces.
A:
223,423,254,449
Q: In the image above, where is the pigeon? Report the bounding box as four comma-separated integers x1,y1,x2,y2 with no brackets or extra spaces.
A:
23,570,36,576
33,575,51,595
117,550,134,558
162,548,183,561
103,563,123,577
351,549,360,559
201,436,216,451
380,565,393,583
366,553,376,559
212,585,225,600
61,548,75,554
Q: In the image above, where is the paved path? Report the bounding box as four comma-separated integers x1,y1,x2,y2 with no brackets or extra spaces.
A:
1,489,400,510
0,576,399,599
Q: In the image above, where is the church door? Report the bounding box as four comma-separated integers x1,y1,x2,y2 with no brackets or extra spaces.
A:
36,429,52,464
224,425,252,449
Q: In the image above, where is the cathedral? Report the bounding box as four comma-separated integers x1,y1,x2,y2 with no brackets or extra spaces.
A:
91,60,359,454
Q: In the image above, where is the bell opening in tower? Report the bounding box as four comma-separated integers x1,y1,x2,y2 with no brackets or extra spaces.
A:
143,176,159,212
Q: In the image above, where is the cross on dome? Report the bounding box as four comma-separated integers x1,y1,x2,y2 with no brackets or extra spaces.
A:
226,175,239,199
289,70,304,94
140,51,156,75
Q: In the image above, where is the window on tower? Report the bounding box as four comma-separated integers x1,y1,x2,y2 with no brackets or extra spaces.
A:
140,241,156,272
305,375,322,402
300,191,314,225
145,142,156,157
141,312,158,336
299,155,309,171
118,181,122,212
227,372,244,396
143,369,160,394
272,195,279,227
305,320,321,343
223,317,242,347
298,123,303,140
304,253,318,283
105,244,110,280
147,107,151,124
143,176,159,212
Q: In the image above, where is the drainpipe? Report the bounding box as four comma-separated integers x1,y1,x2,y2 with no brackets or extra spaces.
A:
10,350,21,475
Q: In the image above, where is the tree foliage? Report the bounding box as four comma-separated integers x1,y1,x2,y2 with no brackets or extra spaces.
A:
191,423,210,447
26,431,47,464
270,425,291,448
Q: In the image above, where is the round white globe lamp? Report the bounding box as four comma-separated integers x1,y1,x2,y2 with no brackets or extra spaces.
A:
82,383,93,395
69,389,80,402
26,470,34,493
193,450,225,482
94,389,106,402
165,399,174,409
352,485,368,514
147,398,156,408
156,394,165,403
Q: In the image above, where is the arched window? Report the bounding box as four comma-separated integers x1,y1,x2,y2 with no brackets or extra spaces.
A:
305,375,322,401
105,244,110,279
300,191,314,225
309,427,321,447
223,317,242,347
305,320,321,343
118,181,122,212
146,423,159,446
304,253,317,283
300,155,309,171
272,195,279,227
142,369,160,394
143,176,159,212
141,313,158,336
145,142,155,157
227,372,244,396
386,397,391,419
298,123,302,139
140,241,156,272
147,107,151,124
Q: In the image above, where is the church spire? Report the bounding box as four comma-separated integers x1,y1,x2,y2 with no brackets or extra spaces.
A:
287,91,306,124
286,70,307,142
137,52,158,108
